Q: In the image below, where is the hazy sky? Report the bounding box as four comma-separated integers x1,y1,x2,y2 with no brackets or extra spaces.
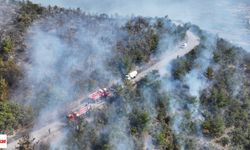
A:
29,0,250,51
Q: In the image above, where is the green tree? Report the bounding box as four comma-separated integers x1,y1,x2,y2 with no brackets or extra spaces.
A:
205,67,214,80
129,111,150,134
0,78,8,101
0,59,20,87
2,36,13,53
202,115,225,137
0,102,33,133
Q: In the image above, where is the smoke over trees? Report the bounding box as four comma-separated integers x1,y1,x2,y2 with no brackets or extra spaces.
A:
0,1,249,150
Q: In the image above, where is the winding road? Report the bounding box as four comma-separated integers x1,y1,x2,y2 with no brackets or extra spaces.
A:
7,30,200,149
132,30,200,82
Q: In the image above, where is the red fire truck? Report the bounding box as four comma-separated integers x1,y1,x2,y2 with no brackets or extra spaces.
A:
88,88,110,101
67,105,91,121
67,88,111,121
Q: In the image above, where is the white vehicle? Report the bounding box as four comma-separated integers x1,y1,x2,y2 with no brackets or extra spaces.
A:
180,42,187,48
126,71,138,80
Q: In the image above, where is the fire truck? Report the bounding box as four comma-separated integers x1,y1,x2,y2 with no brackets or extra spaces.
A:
67,104,91,121
88,88,110,101
67,88,110,121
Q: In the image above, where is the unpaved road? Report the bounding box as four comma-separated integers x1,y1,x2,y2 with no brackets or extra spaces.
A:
7,100,106,149
7,30,199,149
132,30,200,83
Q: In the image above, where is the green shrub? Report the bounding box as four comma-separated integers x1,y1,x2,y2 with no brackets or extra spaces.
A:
172,58,191,79
129,110,150,134
17,1,45,28
2,36,13,53
205,67,214,80
202,115,225,137
0,78,8,101
156,133,168,146
0,101,33,133
0,59,20,87
220,137,229,146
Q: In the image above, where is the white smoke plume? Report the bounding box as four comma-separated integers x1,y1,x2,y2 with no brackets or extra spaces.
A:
26,0,250,52
9,1,248,149
160,29,218,148
20,11,124,148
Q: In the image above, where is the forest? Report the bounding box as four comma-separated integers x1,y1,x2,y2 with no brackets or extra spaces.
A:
0,1,249,150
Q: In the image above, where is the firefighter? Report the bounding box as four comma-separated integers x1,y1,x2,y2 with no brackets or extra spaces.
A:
48,128,51,134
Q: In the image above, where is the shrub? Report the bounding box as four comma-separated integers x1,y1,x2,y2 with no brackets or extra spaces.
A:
0,101,33,133
202,115,225,137
0,78,8,101
2,36,13,53
129,110,150,134
205,67,214,80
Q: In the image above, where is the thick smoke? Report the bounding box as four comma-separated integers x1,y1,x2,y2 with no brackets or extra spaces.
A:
161,30,217,148
27,0,250,52
22,12,123,148
11,0,249,149
108,116,135,150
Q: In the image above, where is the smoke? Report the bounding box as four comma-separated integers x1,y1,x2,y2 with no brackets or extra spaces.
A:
108,116,135,150
10,0,249,149
160,30,217,148
26,0,250,52
21,11,123,148
143,134,155,150
18,8,166,149
0,1,17,30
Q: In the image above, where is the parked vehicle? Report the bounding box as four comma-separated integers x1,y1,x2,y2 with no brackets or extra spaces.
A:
126,71,138,80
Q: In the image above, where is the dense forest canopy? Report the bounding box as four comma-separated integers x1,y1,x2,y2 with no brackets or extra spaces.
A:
0,1,249,150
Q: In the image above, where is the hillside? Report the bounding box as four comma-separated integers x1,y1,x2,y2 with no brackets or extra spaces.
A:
0,1,249,150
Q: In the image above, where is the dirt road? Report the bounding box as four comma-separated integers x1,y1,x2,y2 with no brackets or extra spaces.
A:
132,30,200,83
7,30,200,149
7,99,108,149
